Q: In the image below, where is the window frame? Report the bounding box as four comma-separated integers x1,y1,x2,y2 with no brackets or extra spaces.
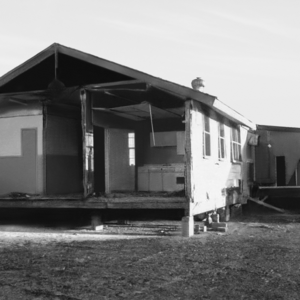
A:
218,123,226,160
128,132,135,166
202,115,211,158
231,126,242,162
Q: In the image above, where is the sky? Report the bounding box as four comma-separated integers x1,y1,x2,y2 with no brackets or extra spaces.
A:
0,0,300,127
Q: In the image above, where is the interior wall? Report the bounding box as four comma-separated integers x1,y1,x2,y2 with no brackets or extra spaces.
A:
187,101,251,215
0,114,43,195
45,114,83,195
136,119,185,166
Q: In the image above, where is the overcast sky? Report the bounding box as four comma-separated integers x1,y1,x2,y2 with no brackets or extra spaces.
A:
0,0,299,127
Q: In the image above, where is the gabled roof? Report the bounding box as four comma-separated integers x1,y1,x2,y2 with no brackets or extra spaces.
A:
0,43,255,129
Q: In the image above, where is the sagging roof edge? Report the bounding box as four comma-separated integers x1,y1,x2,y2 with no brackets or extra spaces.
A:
0,42,256,129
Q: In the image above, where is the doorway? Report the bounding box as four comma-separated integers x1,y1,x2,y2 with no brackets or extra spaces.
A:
276,156,286,186
105,128,135,192
94,126,105,193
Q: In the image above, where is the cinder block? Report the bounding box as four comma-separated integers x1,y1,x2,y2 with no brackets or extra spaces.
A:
94,225,104,231
194,224,200,233
211,213,219,223
212,222,227,229
91,214,103,230
182,216,194,237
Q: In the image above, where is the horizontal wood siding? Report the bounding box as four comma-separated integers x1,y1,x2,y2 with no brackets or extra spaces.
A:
187,101,251,215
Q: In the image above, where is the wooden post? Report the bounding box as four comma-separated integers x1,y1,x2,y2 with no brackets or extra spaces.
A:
184,100,193,217
181,100,195,237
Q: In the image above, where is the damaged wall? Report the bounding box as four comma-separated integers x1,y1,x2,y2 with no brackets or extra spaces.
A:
186,100,252,216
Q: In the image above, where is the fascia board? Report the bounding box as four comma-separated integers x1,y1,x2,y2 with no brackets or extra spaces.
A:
213,98,256,129
57,44,217,105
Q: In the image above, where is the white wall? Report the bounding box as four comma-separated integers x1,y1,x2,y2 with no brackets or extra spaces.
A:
0,111,44,195
186,101,251,215
0,115,43,156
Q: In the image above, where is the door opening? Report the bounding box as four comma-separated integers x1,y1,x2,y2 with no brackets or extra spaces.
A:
105,128,135,193
94,126,105,193
276,156,286,186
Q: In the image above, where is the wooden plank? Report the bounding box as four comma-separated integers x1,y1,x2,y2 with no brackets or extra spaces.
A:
0,197,187,209
247,196,286,213
85,79,144,90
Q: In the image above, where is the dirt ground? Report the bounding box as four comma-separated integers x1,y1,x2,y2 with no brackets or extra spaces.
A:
0,207,300,299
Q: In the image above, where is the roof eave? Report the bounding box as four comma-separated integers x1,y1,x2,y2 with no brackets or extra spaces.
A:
212,98,256,129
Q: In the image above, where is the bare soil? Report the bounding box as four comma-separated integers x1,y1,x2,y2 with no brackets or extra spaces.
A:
0,209,300,299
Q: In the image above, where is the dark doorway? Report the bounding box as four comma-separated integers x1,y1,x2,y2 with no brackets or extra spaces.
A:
276,156,286,186
94,126,105,193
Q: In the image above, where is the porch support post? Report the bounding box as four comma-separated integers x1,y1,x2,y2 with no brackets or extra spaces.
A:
182,99,194,237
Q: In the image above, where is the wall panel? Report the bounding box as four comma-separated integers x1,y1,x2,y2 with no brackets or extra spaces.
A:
45,115,83,195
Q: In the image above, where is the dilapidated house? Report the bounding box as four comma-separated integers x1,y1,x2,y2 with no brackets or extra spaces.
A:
0,43,256,235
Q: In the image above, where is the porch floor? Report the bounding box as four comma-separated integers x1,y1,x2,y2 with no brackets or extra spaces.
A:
0,192,187,210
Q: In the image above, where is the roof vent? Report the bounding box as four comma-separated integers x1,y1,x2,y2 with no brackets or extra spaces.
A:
191,77,204,91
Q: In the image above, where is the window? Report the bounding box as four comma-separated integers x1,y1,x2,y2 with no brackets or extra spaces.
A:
128,132,135,166
218,123,226,160
203,115,211,157
231,127,242,162
85,133,94,171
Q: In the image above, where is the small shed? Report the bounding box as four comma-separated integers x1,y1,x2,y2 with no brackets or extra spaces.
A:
0,43,256,235
255,125,300,202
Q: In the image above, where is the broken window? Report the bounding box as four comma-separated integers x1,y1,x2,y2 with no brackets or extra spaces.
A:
128,132,135,166
231,127,242,162
203,115,211,157
218,123,226,160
